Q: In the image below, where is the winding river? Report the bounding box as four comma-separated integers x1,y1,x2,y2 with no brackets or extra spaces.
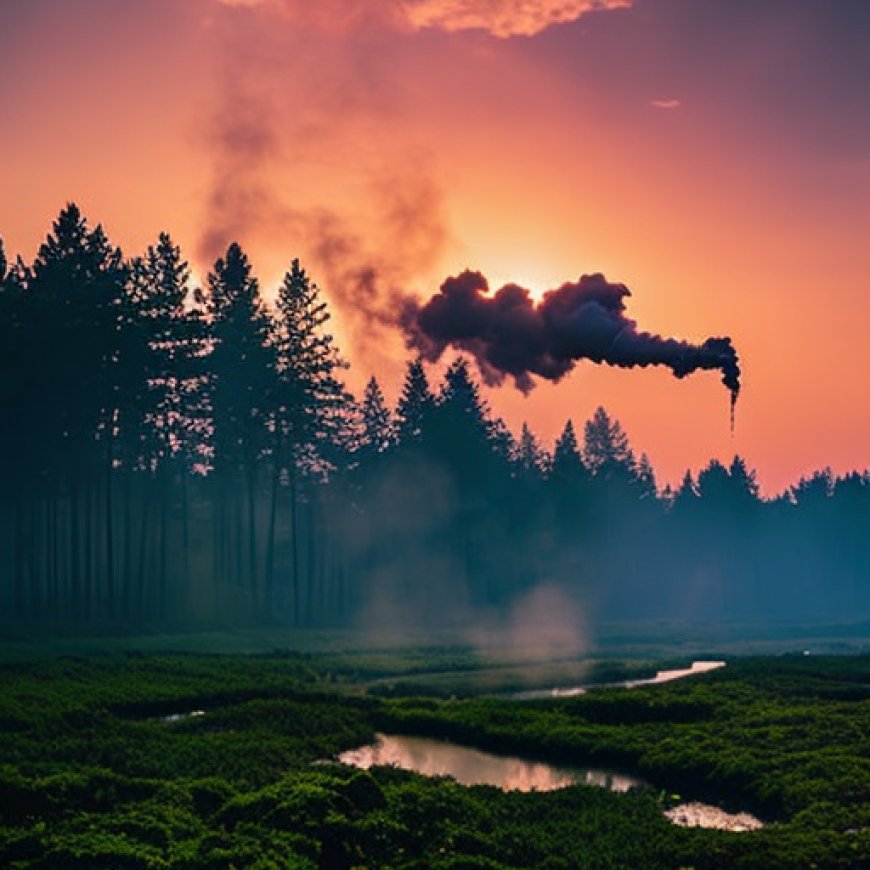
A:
513,659,727,699
340,661,764,831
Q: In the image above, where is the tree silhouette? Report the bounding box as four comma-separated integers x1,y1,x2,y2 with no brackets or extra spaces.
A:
206,243,275,615
358,376,393,456
2,207,869,633
270,258,349,622
395,357,436,444
583,406,635,480
22,205,129,621
121,233,208,620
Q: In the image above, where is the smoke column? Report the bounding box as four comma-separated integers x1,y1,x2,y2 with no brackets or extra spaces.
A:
402,270,741,424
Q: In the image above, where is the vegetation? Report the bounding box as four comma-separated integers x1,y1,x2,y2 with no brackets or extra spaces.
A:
1,206,869,634
1,650,869,868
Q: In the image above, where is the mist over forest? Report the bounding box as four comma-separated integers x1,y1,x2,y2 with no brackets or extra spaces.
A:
1,205,868,635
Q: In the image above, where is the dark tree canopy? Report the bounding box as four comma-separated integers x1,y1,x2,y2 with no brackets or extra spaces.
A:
0,205,868,631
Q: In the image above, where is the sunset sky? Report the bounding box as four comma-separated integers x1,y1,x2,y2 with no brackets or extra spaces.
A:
2,0,869,493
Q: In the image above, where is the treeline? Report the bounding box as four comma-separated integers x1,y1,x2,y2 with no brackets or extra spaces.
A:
0,205,868,630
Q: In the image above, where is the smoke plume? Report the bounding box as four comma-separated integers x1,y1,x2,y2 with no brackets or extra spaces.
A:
197,0,450,371
402,270,741,413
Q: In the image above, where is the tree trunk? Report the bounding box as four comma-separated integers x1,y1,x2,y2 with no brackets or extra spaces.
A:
264,460,279,620
159,469,169,623
69,472,81,622
247,467,258,613
13,489,26,621
105,441,115,621
289,470,300,626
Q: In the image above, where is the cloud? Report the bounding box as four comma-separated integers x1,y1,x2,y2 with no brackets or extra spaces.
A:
650,98,681,110
403,0,632,38
213,0,632,38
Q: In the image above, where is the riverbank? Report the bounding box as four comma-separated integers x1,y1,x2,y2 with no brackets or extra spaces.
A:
1,650,869,867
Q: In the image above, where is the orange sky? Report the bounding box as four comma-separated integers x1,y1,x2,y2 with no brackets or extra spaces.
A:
2,0,869,493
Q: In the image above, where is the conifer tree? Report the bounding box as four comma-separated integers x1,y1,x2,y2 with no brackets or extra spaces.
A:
551,420,586,482
271,258,348,622
583,407,635,480
25,205,129,621
395,357,436,443
636,453,657,499
274,258,347,470
358,376,393,456
122,233,208,619
206,243,275,612
514,422,547,479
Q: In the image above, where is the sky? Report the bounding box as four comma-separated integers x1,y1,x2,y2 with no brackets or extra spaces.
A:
2,0,869,493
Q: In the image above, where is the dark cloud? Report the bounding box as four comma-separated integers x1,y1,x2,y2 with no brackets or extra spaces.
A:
402,270,741,410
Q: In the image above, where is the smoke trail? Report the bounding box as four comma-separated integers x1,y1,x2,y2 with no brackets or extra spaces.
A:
401,270,741,418
197,1,450,372
304,169,448,366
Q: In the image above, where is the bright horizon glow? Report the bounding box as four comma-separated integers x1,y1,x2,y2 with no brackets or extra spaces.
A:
2,0,869,495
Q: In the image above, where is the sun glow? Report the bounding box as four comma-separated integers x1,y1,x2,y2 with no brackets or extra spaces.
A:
482,258,566,301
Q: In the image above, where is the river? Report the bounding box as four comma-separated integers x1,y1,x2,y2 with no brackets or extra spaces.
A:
340,660,764,831
339,733,764,831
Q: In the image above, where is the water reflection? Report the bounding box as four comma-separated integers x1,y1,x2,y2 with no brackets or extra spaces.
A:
158,709,205,724
517,660,727,700
665,801,764,831
339,734,645,793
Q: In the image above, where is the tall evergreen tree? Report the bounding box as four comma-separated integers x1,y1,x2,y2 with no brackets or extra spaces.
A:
583,406,635,479
635,453,657,500
551,420,584,480
271,258,348,622
395,357,435,443
548,419,591,516
358,376,393,456
274,258,347,472
206,243,275,614
514,422,547,479
24,205,129,621
121,234,209,620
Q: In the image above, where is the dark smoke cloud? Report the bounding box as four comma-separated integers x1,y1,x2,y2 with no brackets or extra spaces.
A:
402,270,741,409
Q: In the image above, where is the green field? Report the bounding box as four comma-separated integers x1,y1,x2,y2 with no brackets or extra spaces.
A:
1,638,869,868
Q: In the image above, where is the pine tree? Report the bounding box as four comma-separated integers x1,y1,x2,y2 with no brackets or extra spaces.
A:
729,455,759,502
358,376,393,455
551,420,586,482
583,406,635,480
635,453,657,499
697,459,731,503
0,239,29,619
271,258,349,623
25,205,129,622
206,243,275,614
274,258,348,471
121,233,209,620
790,468,833,508
395,357,436,443
514,422,547,479
126,234,206,468
674,470,698,507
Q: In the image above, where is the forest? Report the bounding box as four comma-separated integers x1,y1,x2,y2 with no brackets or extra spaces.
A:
1,204,869,632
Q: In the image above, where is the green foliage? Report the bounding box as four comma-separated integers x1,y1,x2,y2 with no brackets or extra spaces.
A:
2,653,870,868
